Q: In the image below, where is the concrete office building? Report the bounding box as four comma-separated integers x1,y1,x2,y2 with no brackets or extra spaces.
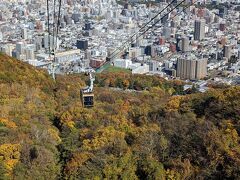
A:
0,31,3,41
176,34,182,52
34,36,43,51
177,54,207,80
0,44,15,56
16,42,25,54
194,19,205,41
113,58,132,69
21,28,28,39
26,48,35,60
44,33,49,49
43,34,57,50
181,36,190,52
129,48,141,58
195,59,208,80
55,49,81,63
77,39,88,50
223,44,232,60
162,26,171,39
149,61,157,71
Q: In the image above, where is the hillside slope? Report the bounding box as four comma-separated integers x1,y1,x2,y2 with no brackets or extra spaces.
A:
0,54,59,178
0,54,240,179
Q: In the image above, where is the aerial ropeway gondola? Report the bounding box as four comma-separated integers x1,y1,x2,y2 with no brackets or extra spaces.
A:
80,70,95,108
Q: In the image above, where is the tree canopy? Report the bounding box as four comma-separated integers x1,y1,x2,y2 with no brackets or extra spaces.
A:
0,54,240,179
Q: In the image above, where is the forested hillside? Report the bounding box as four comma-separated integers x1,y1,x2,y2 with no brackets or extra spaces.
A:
0,53,240,179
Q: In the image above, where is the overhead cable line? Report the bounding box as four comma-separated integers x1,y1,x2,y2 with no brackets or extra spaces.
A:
53,0,62,55
109,0,190,60
108,0,177,60
52,0,57,55
56,0,62,39
96,0,198,72
46,0,62,80
46,0,51,58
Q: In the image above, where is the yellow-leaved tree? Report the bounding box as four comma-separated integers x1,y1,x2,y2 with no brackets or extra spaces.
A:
0,143,21,177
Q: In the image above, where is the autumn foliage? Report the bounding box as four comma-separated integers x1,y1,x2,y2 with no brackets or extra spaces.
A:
0,54,240,179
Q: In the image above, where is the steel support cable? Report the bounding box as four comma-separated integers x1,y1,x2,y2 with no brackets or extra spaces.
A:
46,0,51,57
54,0,62,53
52,0,57,55
110,0,189,59
52,0,62,52
112,0,197,58
52,0,62,77
96,0,197,72
56,0,62,37
108,0,177,59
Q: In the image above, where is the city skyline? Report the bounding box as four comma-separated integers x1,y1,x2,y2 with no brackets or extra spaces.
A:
0,0,239,86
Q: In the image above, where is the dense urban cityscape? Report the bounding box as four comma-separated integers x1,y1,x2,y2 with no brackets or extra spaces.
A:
0,0,240,88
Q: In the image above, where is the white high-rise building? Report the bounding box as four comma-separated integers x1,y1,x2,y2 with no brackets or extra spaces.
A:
0,31,3,42
16,42,25,54
26,48,35,60
223,44,232,60
44,33,49,49
194,19,205,41
25,44,35,60
44,33,59,51
21,28,28,40
181,36,190,52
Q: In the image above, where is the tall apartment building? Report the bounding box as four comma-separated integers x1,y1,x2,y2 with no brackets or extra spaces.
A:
194,19,205,41
181,36,190,52
43,34,59,51
26,48,35,60
0,31,3,41
223,44,232,60
21,28,28,40
177,54,207,80
162,26,171,39
16,42,25,54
